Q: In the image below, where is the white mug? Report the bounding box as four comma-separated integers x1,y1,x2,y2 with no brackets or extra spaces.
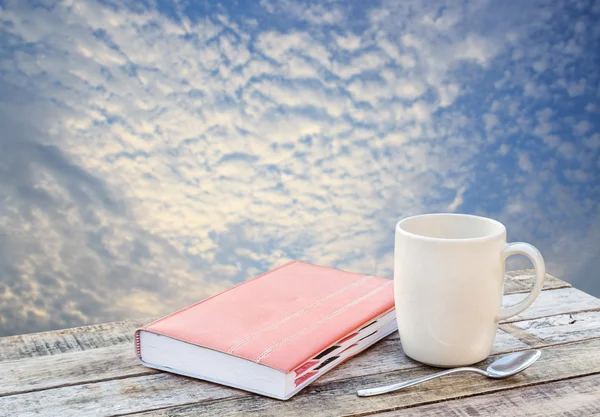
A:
394,213,545,367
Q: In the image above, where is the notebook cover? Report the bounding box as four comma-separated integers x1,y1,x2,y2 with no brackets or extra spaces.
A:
135,260,394,373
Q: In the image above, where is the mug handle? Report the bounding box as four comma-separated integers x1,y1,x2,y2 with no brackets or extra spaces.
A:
497,242,546,321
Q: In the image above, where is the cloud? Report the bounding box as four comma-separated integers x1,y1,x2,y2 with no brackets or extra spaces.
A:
518,152,533,172
334,32,362,51
484,113,499,132
0,0,599,335
498,144,510,156
561,78,587,97
447,186,467,212
573,120,591,135
584,134,600,150
260,0,346,25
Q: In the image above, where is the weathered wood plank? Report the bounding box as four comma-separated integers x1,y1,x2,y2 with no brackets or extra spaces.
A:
2,285,594,398
504,270,570,294
0,318,156,362
0,271,589,417
385,286,600,342
0,272,570,362
500,286,600,323
497,323,548,347
511,311,600,345
371,373,600,417
2,337,599,417
0,345,157,396
310,327,525,385
0,373,242,417
0,328,525,397
127,338,600,417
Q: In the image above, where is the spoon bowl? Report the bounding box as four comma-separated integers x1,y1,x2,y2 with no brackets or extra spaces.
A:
357,350,542,397
487,350,541,378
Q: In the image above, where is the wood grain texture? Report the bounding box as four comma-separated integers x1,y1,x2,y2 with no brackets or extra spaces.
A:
0,326,525,397
0,285,592,400
504,270,570,294
0,272,568,363
385,286,600,342
128,338,600,417
0,345,157,397
500,286,600,323
307,327,525,385
497,323,548,348
371,373,600,417
0,318,156,362
2,336,599,417
0,372,242,417
0,271,595,417
512,311,600,344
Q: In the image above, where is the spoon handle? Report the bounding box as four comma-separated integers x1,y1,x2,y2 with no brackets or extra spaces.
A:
357,367,488,397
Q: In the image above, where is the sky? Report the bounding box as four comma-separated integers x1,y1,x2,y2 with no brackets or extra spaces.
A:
0,0,599,336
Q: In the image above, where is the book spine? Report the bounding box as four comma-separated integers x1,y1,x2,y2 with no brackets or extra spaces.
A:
134,329,142,360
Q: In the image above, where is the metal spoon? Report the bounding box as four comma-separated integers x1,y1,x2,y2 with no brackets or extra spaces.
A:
357,350,541,397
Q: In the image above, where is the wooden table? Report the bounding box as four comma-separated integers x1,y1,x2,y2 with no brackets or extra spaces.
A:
2,270,600,416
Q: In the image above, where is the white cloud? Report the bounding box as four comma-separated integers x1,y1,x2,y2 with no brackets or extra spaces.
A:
573,120,591,135
518,152,534,172
561,78,587,97
438,83,460,107
532,60,547,72
334,32,362,51
456,34,498,67
331,51,388,79
584,134,600,150
484,113,499,132
564,169,587,181
260,0,345,25
542,135,561,148
558,142,576,158
256,31,330,65
447,186,466,212
1,0,599,335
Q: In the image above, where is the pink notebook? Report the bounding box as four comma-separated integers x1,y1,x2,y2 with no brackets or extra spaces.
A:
135,260,396,399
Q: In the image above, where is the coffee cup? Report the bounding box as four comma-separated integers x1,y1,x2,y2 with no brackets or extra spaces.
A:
394,213,545,367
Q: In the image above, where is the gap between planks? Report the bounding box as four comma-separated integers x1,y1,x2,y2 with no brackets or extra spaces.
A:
0,272,568,362
499,323,551,346
109,373,600,417
120,338,600,417
353,374,600,417
1,285,599,401
327,334,600,390
362,373,600,417
2,326,600,416
0,273,594,417
0,318,156,362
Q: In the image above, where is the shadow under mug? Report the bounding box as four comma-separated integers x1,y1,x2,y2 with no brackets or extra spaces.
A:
394,213,545,367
